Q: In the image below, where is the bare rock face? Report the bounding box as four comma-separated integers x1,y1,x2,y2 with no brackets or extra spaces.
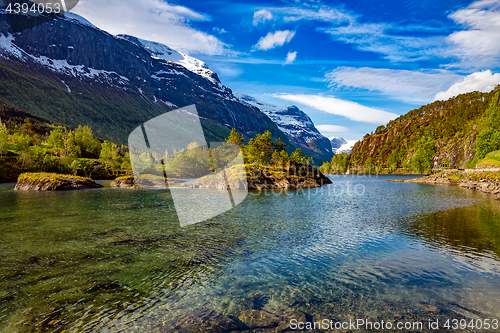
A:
14,173,102,191
110,177,137,189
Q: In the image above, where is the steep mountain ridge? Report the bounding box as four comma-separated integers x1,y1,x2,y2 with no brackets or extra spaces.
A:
235,93,333,161
118,34,220,84
0,9,291,147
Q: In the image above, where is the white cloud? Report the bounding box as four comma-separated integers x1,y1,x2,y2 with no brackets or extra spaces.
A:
447,0,500,67
284,51,297,64
264,5,446,62
255,2,500,67
253,9,273,25
319,22,447,63
253,30,296,51
434,70,500,100
213,27,228,34
316,125,351,134
282,7,354,23
272,94,398,124
72,0,226,55
326,67,460,104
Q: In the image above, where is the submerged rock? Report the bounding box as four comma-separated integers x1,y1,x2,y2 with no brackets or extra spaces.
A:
238,310,280,328
14,173,103,191
164,307,238,332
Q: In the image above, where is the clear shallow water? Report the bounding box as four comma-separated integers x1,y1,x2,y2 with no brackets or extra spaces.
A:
1,175,500,332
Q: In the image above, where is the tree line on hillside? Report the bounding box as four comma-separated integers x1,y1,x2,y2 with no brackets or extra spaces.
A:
326,87,500,175
0,118,130,179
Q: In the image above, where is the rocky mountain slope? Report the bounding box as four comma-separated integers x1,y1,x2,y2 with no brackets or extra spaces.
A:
235,93,333,161
351,87,500,170
0,7,290,147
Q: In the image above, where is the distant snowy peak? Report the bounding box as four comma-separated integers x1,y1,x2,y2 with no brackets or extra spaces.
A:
330,137,357,155
235,93,319,138
118,35,220,84
235,93,334,161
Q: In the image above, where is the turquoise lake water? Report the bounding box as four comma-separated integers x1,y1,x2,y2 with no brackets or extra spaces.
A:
1,175,500,332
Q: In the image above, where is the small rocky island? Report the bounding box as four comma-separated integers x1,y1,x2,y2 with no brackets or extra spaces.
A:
14,173,103,191
190,163,332,190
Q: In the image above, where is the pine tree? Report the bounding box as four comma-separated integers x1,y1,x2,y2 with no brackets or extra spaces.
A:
226,128,244,146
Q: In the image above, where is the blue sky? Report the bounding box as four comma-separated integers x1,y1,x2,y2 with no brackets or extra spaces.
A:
73,0,500,141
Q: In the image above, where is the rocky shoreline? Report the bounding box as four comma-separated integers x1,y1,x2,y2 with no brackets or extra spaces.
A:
109,176,185,189
406,170,500,200
14,173,103,191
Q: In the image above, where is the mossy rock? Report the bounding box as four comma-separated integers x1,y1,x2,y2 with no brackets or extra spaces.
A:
15,173,103,191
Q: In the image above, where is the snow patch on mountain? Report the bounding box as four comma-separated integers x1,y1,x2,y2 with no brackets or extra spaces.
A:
62,12,98,30
0,33,26,60
0,32,129,86
35,56,129,84
118,35,220,84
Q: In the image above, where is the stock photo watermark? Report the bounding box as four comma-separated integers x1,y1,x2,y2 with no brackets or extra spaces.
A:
128,105,369,228
3,0,79,33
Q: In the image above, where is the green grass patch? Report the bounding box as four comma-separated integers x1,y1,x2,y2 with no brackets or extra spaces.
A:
18,173,93,184
477,158,500,168
115,176,135,181
477,150,500,167
485,150,500,161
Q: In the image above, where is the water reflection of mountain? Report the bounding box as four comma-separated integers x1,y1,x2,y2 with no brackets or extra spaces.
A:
399,203,500,260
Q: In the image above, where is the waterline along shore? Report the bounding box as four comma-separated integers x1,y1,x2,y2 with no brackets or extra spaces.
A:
406,169,500,200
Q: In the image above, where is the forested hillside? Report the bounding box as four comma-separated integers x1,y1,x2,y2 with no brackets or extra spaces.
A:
321,86,500,174
0,102,316,182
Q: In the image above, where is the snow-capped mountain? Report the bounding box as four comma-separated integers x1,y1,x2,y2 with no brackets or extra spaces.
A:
330,137,357,154
235,93,333,161
0,8,290,146
117,35,221,84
